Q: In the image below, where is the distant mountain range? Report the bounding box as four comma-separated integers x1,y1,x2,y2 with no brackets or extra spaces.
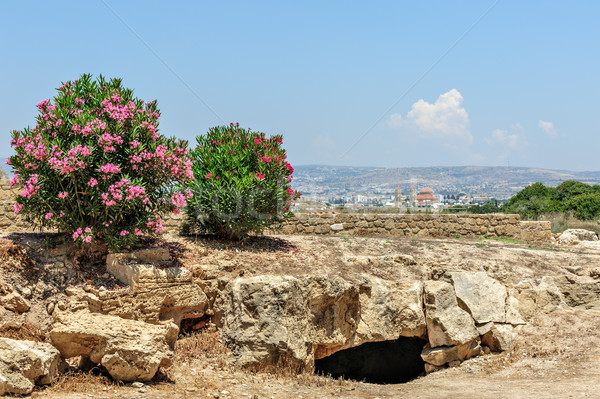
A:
3,158,599,200
292,165,600,199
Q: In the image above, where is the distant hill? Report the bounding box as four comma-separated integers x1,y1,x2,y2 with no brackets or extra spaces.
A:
292,165,600,199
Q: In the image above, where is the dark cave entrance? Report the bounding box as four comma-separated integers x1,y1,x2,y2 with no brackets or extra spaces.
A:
314,337,427,384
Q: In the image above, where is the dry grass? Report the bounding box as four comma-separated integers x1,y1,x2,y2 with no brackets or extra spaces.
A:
0,320,46,342
41,369,118,395
174,329,231,364
546,212,600,234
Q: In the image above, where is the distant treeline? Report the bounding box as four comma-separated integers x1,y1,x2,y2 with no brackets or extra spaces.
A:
451,181,600,220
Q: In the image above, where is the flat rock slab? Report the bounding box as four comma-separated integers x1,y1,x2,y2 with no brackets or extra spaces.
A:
450,271,507,324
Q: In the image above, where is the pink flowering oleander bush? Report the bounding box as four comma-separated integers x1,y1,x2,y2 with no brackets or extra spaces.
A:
8,74,193,250
184,123,301,240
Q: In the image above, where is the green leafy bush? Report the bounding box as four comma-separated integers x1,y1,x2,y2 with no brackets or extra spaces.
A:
502,182,555,219
564,193,600,220
8,74,193,250
185,124,300,239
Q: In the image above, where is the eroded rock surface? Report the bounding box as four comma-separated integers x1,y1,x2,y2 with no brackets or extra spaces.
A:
217,274,426,368
48,310,176,382
0,338,60,395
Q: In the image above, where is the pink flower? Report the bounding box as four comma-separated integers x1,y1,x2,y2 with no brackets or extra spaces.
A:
88,178,98,187
205,172,213,179
72,232,79,240
134,228,142,236
255,172,265,180
84,236,92,243
100,163,121,174
120,230,129,236
58,191,68,199
84,227,91,233
14,203,23,214
45,213,53,219
10,174,19,186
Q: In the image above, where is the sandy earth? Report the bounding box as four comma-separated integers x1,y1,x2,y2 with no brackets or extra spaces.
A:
1,232,600,398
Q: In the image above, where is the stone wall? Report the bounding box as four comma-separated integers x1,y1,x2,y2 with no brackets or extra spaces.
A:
0,180,32,233
269,213,552,243
0,179,552,242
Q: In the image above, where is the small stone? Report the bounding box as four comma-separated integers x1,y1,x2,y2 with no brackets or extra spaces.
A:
131,382,144,388
220,390,230,396
102,273,110,279
1,291,31,313
47,302,55,315
448,360,461,367
424,363,443,374
482,345,491,354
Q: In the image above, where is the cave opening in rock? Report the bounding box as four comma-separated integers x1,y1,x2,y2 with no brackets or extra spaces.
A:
179,315,211,337
314,337,427,384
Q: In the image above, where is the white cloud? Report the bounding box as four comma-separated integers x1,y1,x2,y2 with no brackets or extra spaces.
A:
538,120,558,138
310,134,336,153
388,89,472,145
485,128,528,149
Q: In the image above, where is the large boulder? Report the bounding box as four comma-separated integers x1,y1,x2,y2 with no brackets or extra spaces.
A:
423,280,478,347
558,229,599,245
0,338,60,395
449,271,507,323
48,310,176,382
217,274,426,368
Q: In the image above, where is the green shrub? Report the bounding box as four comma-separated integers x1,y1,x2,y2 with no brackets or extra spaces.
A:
8,74,193,250
502,182,555,219
564,193,600,221
184,124,300,239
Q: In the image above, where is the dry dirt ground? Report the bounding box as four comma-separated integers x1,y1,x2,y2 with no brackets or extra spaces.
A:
2,232,600,398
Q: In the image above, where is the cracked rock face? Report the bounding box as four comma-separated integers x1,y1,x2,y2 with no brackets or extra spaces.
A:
217,274,426,368
0,338,60,395
217,270,525,373
48,310,176,382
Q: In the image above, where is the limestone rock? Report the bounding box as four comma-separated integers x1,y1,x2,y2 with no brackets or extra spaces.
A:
330,223,344,231
0,338,60,395
450,271,507,323
48,310,176,382
97,283,208,327
423,280,478,347
217,274,426,368
421,340,481,366
355,278,426,342
480,324,517,352
510,277,567,320
505,295,526,325
1,291,31,313
106,254,190,286
558,229,599,245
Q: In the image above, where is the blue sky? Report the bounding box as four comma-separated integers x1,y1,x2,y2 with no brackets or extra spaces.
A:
1,1,598,171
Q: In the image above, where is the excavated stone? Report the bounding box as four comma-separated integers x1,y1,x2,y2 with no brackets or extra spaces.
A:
558,229,598,245
48,310,176,382
106,256,191,286
481,323,517,352
0,338,60,395
217,274,426,367
450,271,507,324
421,339,481,366
423,280,479,347
1,291,31,313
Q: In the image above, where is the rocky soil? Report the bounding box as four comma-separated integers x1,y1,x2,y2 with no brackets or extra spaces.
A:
1,231,599,398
